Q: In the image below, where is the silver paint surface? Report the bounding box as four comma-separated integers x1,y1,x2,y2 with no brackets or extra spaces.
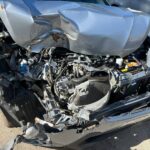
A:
0,0,150,57
107,0,150,14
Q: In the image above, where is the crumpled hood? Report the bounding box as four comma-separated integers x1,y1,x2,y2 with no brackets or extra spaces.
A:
0,0,150,57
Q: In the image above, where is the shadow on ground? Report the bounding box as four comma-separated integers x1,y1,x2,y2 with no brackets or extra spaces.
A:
65,120,150,150
1,109,150,150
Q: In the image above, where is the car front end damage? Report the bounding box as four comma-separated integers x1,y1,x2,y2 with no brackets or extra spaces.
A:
1,0,150,149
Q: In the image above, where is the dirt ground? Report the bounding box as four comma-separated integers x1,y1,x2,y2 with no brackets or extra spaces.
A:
1,110,150,150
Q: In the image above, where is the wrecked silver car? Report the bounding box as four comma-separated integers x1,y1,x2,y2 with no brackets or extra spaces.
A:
1,0,150,149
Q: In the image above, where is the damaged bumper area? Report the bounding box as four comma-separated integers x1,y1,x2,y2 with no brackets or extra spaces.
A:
1,0,150,149
3,96,150,149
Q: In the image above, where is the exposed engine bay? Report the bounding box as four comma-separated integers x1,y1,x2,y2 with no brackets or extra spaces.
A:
1,32,150,129
1,0,150,149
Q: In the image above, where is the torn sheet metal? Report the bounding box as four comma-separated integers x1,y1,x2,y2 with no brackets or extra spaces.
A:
0,0,150,57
